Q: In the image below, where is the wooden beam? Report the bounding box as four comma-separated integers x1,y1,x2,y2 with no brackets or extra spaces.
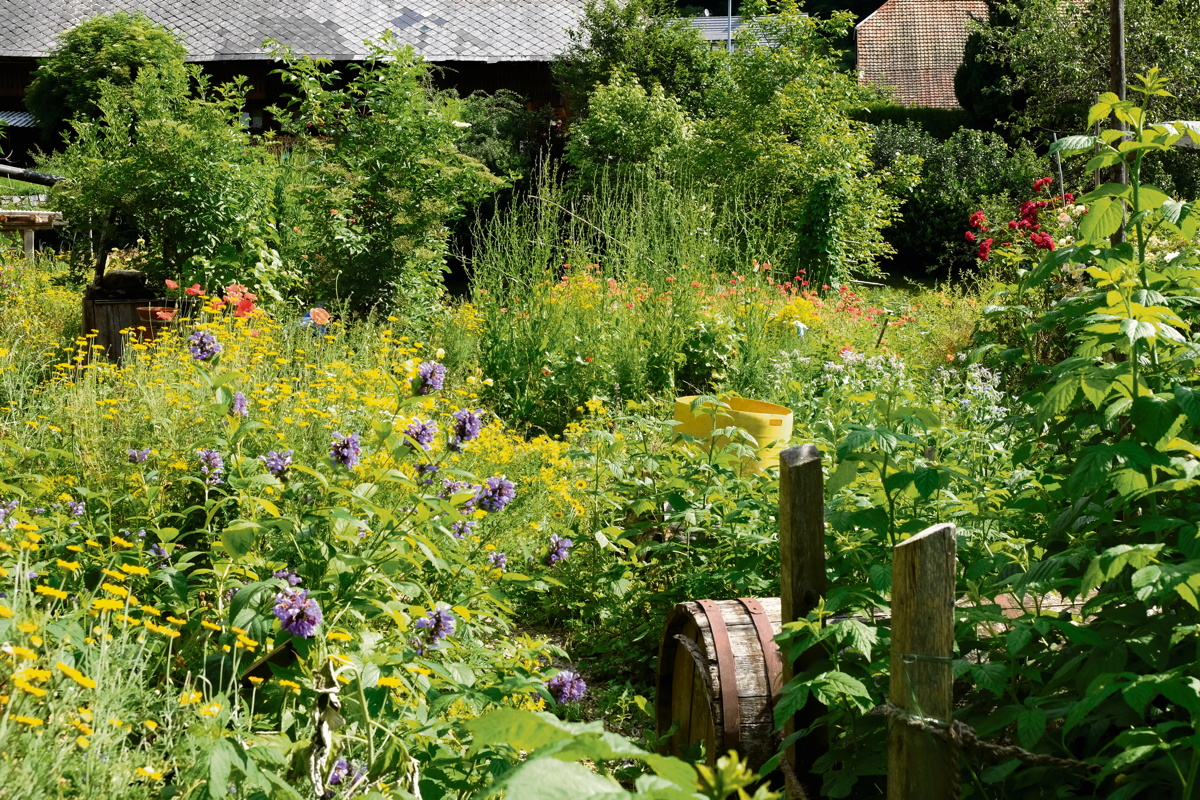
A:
888,523,957,800
779,444,826,798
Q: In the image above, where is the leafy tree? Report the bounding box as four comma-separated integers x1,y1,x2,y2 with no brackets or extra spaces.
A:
25,11,187,144
959,0,1200,136
39,67,283,293
553,0,730,116
268,38,504,314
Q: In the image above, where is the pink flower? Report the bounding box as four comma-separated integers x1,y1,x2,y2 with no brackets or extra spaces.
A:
1033,176,1054,192
965,231,976,243
185,284,203,296
978,238,994,261
165,279,179,290
969,210,988,229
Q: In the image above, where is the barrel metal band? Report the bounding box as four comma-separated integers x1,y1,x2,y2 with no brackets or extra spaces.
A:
738,597,783,697
697,599,741,751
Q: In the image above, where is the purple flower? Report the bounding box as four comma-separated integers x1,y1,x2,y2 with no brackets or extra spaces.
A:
441,479,481,514
416,361,446,395
230,392,249,417
547,669,587,704
66,500,86,516
404,418,438,452
488,551,507,571
449,519,476,540
273,587,322,638
149,543,169,568
417,463,439,485
0,500,17,527
476,476,515,513
128,448,151,464
260,449,293,479
449,408,483,451
330,433,361,470
273,568,303,587
189,330,222,361
547,533,574,565
412,606,455,653
327,759,350,786
198,449,224,485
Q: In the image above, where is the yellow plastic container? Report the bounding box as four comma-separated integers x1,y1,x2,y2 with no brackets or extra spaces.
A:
672,396,794,474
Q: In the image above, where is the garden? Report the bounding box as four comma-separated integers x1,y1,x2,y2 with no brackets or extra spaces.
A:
2,2,1200,799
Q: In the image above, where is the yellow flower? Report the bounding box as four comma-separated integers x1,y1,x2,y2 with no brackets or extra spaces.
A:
198,703,222,717
57,559,80,572
111,536,133,549
91,598,123,612
277,679,301,694
0,605,11,618
377,676,405,689
12,715,43,727
4,645,36,660
166,616,185,625
179,690,202,705
101,582,129,598
76,736,89,749
247,676,264,685
327,630,352,642
70,719,93,735
102,569,126,581
56,661,97,689
144,620,180,639
136,766,163,780
85,540,101,548
235,633,258,650
14,680,45,697
35,584,68,600
16,622,37,634
66,545,83,553
200,620,223,632
119,564,150,576
143,720,158,730
140,605,163,617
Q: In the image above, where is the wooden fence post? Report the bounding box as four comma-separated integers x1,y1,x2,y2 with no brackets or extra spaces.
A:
888,523,957,800
779,445,826,799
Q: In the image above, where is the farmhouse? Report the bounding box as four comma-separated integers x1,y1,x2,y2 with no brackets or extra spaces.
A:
855,0,987,108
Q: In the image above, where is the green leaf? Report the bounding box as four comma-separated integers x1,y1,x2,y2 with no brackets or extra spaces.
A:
486,759,625,799
1016,706,1047,750
1174,385,1200,426
1080,182,1132,203
811,670,873,712
466,709,577,755
1131,395,1185,449
972,662,1008,695
1134,185,1170,212
1037,378,1080,423
1119,317,1157,344
826,458,858,496
220,524,257,560
912,466,942,499
209,738,247,800
1079,196,1125,241
1049,134,1099,153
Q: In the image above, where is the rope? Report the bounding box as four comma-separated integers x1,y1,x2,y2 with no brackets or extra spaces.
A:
872,702,1102,776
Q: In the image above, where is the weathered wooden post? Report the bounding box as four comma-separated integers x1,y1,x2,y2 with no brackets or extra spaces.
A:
888,523,957,800
779,445,826,799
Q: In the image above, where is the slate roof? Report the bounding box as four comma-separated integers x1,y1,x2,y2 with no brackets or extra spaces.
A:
686,15,746,44
0,0,587,62
0,111,36,127
855,0,986,109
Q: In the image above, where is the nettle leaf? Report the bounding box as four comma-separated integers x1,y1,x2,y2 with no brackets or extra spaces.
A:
1037,378,1080,424
1082,544,1165,595
1079,196,1126,241
972,662,1008,695
1174,385,1200,426
1131,395,1185,450
1162,198,1200,238
1016,705,1048,750
811,670,873,712
1080,373,1112,409
1119,317,1158,344
1065,446,1112,495
912,466,943,499
1049,134,1099,153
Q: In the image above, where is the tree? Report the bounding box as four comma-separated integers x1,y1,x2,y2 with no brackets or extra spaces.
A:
25,11,187,144
959,0,1200,137
552,0,730,117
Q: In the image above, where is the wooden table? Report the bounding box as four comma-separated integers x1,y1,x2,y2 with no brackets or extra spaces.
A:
0,209,65,263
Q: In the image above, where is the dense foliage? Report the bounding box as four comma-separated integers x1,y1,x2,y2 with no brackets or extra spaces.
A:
25,11,187,143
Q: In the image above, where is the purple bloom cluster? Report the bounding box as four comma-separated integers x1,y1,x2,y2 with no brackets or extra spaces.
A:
449,519,476,540
198,449,224,485
488,551,507,571
273,587,322,638
417,463,439,485
128,448,151,464
260,449,294,479
404,418,438,452
189,330,222,360
449,408,484,452
412,606,455,653
273,568,303,586
416,361,446,395
230,392,249,417
441,479,481,514
0,500,18,527
149,543,170,568
66,500,86,517
330,432,361,470
548,533,574,565
323,759,366,798
476,476,515,513
547,669,587,704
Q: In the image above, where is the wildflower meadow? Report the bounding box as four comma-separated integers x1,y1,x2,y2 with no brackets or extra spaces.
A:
2,5,1200,796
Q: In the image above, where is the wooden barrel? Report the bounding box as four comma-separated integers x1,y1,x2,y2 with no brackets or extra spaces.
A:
656,597,783,771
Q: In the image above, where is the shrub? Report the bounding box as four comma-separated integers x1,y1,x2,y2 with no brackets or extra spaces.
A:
25,11,187,144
